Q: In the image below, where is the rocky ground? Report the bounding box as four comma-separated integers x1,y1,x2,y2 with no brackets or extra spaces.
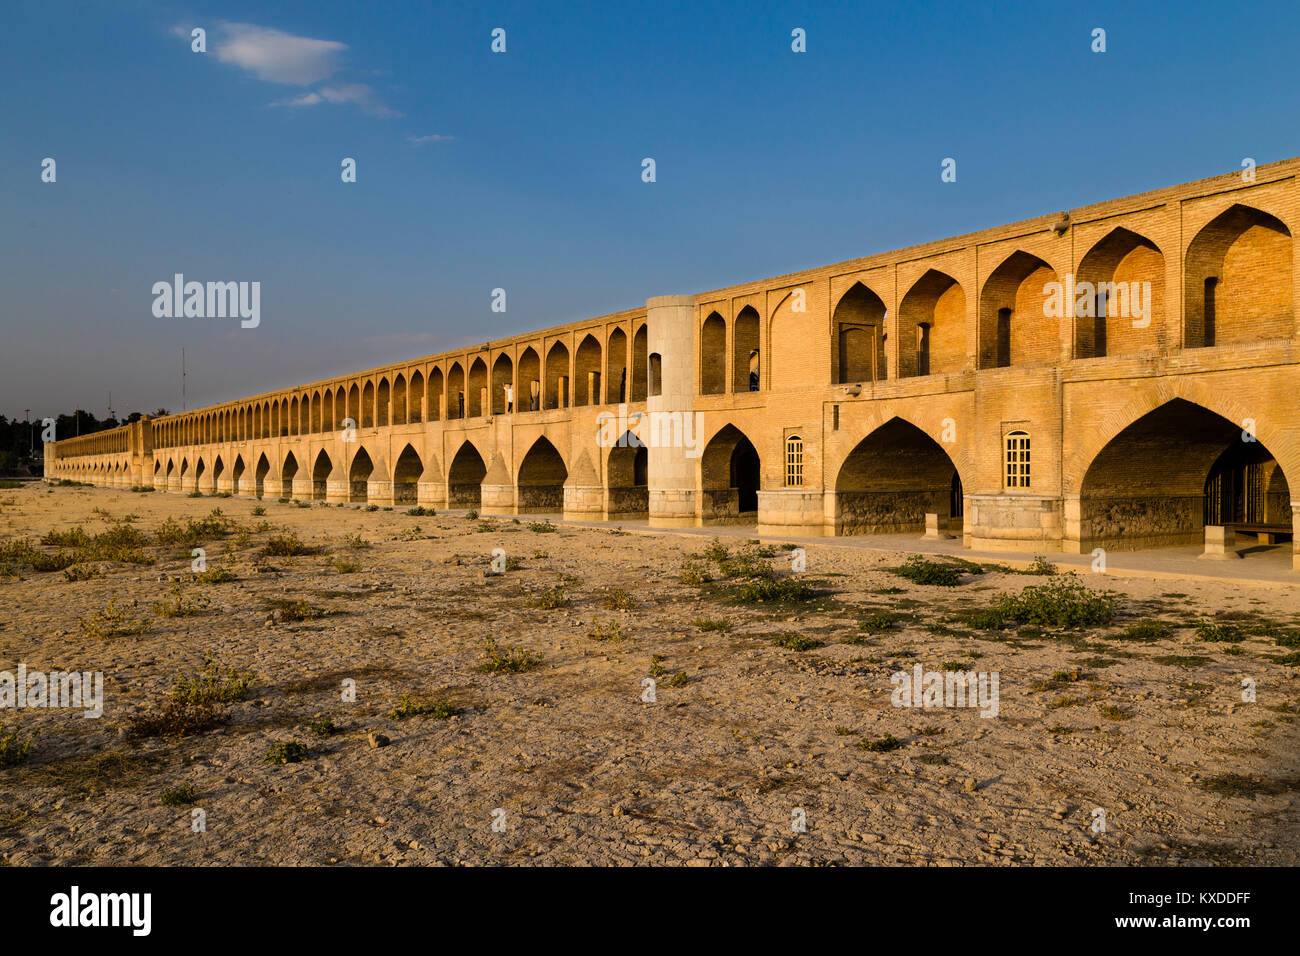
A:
0,480,1297,866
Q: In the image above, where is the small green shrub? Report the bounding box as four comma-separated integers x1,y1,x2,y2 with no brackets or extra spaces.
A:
991,575,1117,628
265,741,309,764
771,632,822,651
0,725,33,767
891,556,965,587
858,733,903,753
159,782,198,806
480,637,541,674
1195,621,1243,644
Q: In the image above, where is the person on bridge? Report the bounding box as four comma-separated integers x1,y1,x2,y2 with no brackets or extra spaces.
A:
503,383,513,413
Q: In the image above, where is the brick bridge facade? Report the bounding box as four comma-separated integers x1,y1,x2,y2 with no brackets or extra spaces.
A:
47,160,1300,570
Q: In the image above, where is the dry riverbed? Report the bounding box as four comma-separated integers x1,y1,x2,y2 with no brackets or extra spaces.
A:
0,481,1298,865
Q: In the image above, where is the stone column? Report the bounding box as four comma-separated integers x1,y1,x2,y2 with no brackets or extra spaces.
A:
646,294,698,527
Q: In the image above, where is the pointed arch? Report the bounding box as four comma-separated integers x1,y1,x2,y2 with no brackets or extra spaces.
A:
280,451,299,499
1184,203,1292,348
733,306,760,392
898,270,965,377
392,443,424,504
545,342,570,409
700,312,727,395
447,362,465,419
700,424,761,523
574,334,602,406
468,358,488,418
1075,227,1164,358
606,328,628,404
348,447,374,503
491,353,514,414
832,283,888,384
311,449,333,500
834,417,963,535
448,441,486,508
979,251,1060,368
518,348,540,411
606,433,649,518
631,325,648,402
392,373,407,424
517,436,567,512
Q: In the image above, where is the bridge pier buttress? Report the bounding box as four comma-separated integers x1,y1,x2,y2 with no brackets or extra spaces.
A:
645,294,699,528
756,490,828,537
417,480,448,509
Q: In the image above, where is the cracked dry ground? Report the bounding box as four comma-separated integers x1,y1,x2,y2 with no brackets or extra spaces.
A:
1,483,1298,866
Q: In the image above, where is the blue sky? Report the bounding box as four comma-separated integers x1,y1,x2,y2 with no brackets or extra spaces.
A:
2,0,1299,419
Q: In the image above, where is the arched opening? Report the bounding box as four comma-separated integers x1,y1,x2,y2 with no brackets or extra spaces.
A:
631,325,648,401
574,334,602,406
377,379,390,427
447,363,465,420
408,371,424,423
231,455,245,495
361,381,376,428
281,452,298,498
322,391,334,435
898,270,965,377
427,368,443,421
255,453,270,499
347,384,360,429
545,342,570,409
606,434,649,517
289,399,299,436
1079,398,1293,551
491,354,514,414
194,457,207,492
392,374,407,424
979,251,1059,368
448,442,486,509
606,328,628,403
517,437,567,512
393,444,424,504
518,348,541,412
648,354,662,397
835,418,961,535
700,312,727,395
468,358,488,418
700,424,761,524
832,283,888,383
1184,204,1292,348
349,448,373,503
310,391,322,433
311,450,332,500
733,306,760,392
211,455,224,493
1075,228,1164,358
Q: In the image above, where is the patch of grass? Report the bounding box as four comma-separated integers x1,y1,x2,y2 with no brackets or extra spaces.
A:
310,716,338,736
679,558,713,585
668,671,689,687
525,584,570,610
251,506,266,516
78,596,150,638
151,582,211,618
480,637,541,674
770,632,822,651
915,753,948,765
330,556,361,573
858,733,903,753
265,741,309,764
1152,654,1212,668
0,726,33,767
648,655,667,678
264,598,329,622
406,506,436,516
1195,621,1243,644
692,616,733,632
858,610,897,632
735,575,816,604
601,587,639,611
959,607,1007,631
159,782,198,806
62,563,101,582
465,509,479,520
193,566,237,584
891,555,966,587
991,575,1118,629
529,521,557,534
1122,620,1173,641
1021,556,1057,576
1097,704,1131,720
262,532,311,557
941,660,973,672
341,533,371,550
587,618,631,643
126,699,225,738
170,654,253,706
389,694,461,719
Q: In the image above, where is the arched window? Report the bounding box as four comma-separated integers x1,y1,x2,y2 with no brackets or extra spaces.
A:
1004,430,1030,488
648,353,663,397
785,435,804,487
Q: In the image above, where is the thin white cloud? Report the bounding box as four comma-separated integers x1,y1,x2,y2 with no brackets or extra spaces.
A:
272,82,401,118
408,133,455,145
214,22,346,85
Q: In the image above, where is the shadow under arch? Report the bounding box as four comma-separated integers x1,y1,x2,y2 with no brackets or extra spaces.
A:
700,423,760,524
834,417,963,535
1077,398,1293,552
517,436,567,513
